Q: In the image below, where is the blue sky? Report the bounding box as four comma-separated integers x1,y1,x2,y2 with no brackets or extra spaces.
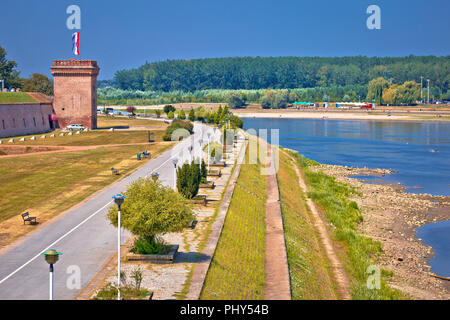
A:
1,0,449,80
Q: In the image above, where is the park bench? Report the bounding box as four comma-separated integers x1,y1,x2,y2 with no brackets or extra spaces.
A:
142,151,151,158
21,212,37,225
111,167,120,175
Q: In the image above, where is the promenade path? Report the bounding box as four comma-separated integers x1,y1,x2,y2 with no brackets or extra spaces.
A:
0,123,213,300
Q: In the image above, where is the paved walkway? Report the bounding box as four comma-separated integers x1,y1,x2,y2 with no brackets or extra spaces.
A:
0,123,212,300
264,143,291,300
78,131,247,300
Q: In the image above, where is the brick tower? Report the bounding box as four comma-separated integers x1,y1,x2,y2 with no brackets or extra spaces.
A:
51,59,100,129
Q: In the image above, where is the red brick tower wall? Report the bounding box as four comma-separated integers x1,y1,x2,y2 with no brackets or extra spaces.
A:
51,59,100,129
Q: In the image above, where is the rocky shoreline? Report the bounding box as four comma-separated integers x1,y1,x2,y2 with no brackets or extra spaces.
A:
313,164,450,300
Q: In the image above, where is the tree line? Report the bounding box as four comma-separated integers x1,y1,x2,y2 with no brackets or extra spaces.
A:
108,56,449,95
0,46,53,95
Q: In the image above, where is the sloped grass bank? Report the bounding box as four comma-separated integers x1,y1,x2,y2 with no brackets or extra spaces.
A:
287,150,403,300
277,149,337,299
200,143,266,299
0,92,36,103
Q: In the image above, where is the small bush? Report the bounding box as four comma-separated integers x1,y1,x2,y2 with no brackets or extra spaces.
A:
131,235,170,254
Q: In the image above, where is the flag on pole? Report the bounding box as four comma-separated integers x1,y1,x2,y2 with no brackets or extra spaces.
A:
72,32,80,55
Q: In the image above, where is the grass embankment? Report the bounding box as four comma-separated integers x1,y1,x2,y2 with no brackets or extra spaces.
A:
286,150,403,300
0,142,173,246
277,149,338,299
200,142,266,300
97,115,167,129
0,92,36,103
0,130,165,146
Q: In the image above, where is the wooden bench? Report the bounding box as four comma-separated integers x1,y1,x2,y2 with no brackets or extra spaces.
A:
21,212,37,225
111,167,119,175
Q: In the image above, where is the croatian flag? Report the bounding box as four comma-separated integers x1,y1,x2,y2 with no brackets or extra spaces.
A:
72,32,80,55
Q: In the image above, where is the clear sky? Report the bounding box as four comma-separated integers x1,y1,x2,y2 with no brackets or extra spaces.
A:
1,0,449,80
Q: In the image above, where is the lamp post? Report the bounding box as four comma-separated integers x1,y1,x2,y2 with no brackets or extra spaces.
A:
427,79,430,104
207,132,211,172
172,158,178,191
151,171,159,181
420,76,424,103
41,249,62,300
188,145,193,162
112,193,126,300
198,138,203,169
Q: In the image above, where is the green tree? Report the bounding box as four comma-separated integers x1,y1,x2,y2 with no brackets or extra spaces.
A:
200,159,207,183
227,92,245,108
188,108,195,121
168,110,174,119
163,104,176,115
367,77,389,105
0,46,20,88
177,161,201,199
107,178,194,241
178,109,186,119
21,73,53,95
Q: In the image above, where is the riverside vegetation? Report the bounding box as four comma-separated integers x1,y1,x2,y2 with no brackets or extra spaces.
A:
286,150,403,299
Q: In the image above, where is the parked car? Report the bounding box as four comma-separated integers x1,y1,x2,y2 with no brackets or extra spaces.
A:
66,124,86,131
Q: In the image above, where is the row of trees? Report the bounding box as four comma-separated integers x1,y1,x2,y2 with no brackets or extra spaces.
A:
0,46,53,95
98,83,447,106
108,56,449,94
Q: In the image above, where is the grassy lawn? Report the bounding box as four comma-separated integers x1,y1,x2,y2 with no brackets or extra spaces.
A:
97,115,167,129
0,130,166,146
200,142,266,300
0,142,173,246
277,149,337,299
0,92,36,103
287,150,403,300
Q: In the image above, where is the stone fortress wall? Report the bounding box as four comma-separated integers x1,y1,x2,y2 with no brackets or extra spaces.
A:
0,103,54,139
0,59,99,139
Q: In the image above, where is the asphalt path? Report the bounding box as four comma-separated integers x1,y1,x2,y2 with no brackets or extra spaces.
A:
0,123,215,300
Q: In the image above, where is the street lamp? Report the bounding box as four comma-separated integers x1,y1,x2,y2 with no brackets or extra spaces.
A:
172,158,178,191
206,132,211,172
41,249,62,300
198,138,203,169
112,193,126,300
188,145,193,162
151,171,159,181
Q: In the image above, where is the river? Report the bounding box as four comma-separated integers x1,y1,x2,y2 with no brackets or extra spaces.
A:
243,117,450,277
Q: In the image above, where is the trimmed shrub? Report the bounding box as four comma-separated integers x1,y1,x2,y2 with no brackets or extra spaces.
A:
177,161,201,199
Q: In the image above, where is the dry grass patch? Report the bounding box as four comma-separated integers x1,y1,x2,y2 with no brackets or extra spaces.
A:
97,115,168,129
0,143,173,247
1,130,165,146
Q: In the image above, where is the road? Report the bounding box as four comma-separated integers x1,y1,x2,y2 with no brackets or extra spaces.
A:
0,123,215,300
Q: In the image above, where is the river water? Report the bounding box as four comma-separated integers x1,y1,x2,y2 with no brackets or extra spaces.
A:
243,118,450,277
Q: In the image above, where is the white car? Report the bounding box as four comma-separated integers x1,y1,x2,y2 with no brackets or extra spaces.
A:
66,124,86,131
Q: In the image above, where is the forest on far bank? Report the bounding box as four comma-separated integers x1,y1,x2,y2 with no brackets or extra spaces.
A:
98,56,449,107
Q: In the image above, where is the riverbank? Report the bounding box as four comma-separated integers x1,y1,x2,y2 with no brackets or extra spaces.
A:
235,110,450,122
312,163,450,299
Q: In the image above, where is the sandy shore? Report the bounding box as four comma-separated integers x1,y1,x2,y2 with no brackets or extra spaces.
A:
235,111,450,122
315,164,450,300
